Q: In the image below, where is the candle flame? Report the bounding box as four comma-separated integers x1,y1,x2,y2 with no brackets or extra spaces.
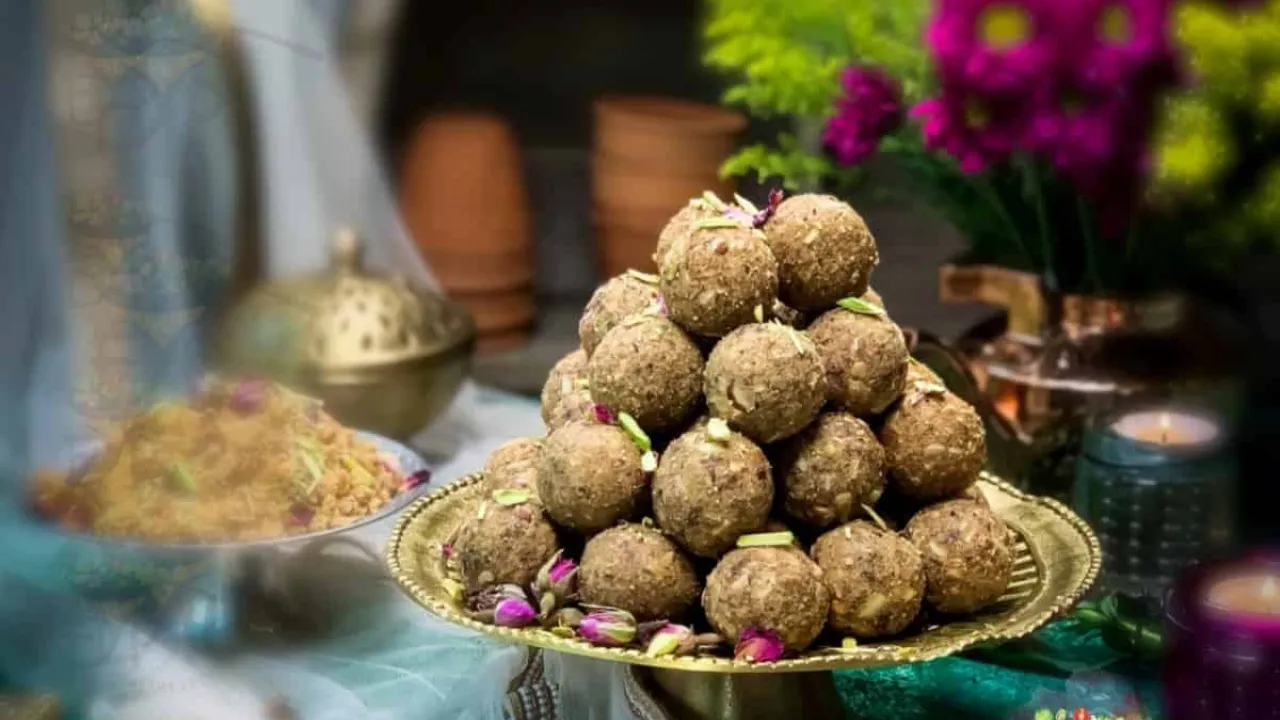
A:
1263,577,1277,600
1159,412,1171,443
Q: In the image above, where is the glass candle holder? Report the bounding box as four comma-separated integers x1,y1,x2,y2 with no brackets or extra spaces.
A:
1073,405,1235,597
1165,554,1280,719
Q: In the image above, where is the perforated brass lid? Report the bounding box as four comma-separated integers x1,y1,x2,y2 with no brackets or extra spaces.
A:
213,228,474,379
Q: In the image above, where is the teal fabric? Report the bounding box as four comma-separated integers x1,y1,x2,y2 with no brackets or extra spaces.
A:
836,623,1162,719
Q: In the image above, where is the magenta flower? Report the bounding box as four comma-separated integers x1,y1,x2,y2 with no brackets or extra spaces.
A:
1064,0,1174,92
1027,95,1123,182
493,596,538,628
823,66,905,166
403,468,432,491
577,608,637,646
734,627,786,662
926,0,1056,97
912,87,1031,173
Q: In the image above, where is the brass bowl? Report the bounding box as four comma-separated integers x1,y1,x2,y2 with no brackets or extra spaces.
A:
385,472,1101,673
212,230,475,440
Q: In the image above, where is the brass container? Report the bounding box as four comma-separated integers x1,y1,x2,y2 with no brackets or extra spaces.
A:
211,229,475,440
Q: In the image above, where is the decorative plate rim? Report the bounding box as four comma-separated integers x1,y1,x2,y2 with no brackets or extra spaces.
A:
384,471,1102,674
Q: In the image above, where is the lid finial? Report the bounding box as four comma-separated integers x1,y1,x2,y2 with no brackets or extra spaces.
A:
333,227,362,273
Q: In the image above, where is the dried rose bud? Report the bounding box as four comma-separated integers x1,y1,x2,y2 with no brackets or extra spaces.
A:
493,596,538,628
645,623,694,657
534,551,579,602
441,543,457,561
404,469,432,491
470,583,530,612
592,404,616,425
734,627,785,662
230,380,268,413
288,503,314,527
577,608,637,647
752,188,783,228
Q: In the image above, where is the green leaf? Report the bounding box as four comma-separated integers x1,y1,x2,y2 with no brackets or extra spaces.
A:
168,462,197,493
695,217,744,230
618,412,652,453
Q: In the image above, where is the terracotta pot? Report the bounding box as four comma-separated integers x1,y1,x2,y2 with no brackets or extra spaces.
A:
430,245,535,294
475,328,535,355
592,163,734,216
594,96,746,174
595,228,660,277
449,287,536,336
400,112,533,289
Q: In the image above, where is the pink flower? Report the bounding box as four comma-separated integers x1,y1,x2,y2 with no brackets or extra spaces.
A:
591,404,616,425
1063,0,1175,92
734,627,786,662
534,550,578,600
493,596,538,628
752,188,784,228
926,0,1056,97
823,66,905,166
912,87,1032,173
577,608,637,646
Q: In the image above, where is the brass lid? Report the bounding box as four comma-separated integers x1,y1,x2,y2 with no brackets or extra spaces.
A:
213,229,474,379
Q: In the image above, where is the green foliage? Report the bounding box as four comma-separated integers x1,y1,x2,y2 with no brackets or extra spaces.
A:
702,0,931,187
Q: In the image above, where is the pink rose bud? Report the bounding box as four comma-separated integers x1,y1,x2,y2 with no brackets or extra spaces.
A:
404,469,432,491
591,404,616,425
753,188,784,228
493,596,538,628
734,627,785,662
645,624,694,657
655,294,668,317
577,609,637,647
230,380,267,413
722,206,754,226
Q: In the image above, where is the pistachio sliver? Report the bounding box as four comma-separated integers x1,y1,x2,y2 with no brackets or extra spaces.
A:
707,418,732,442
862,504,891,533
618,412,652,453
641,450,659,473
168,462,197,493
626,269,660,285
753,304,764,323
736,531,795,548
701,190,728,211
837,296,886,316
694,217,743,230
493,488,532,506
733,193,760,215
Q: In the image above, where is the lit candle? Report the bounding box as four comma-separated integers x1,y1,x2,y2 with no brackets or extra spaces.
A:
1204,567,1280,623
1111,409,1220,447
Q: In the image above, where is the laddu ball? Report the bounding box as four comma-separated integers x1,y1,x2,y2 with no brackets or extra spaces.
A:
660,223,778,338
762,194,879,312
456,499,559,594
807,307,909,417
655,198,721,269
880,386,986,501
483,437,543,497
537,422,648,534
578,523,701,622
652,418,774,557
811,520,925,638
704,323,825,444
578,272,660,356
588,315,703,435
702,546,831,654
540,349,594,432
777,412,886,529
906,499,1013,614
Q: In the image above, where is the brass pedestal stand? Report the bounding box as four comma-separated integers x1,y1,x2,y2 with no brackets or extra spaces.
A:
633,667,846,720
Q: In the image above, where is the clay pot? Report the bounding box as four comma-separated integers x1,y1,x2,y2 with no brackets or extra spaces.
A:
594,227,660,277
450,287,536,337
592,158,734,216
399,112,533,292
594,97,746,174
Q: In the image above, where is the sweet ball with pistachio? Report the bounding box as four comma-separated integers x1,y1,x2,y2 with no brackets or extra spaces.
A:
536,421,649,535
702,543,831,654
588,315,703,436
652,417,774,558
655,196,722,269
811,519,925,639
776,412,886,530
578,523,702,622
703,322,826,444
906,499,1013,614
541,349,595,432
578,271,661,356
807,300,909,417
659,218,778,338
455,496,560,594
483,436,544,497
762,194,879,312
880,385,986,501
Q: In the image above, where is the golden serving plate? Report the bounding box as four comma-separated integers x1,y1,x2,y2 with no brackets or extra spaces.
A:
388,471,1099,662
